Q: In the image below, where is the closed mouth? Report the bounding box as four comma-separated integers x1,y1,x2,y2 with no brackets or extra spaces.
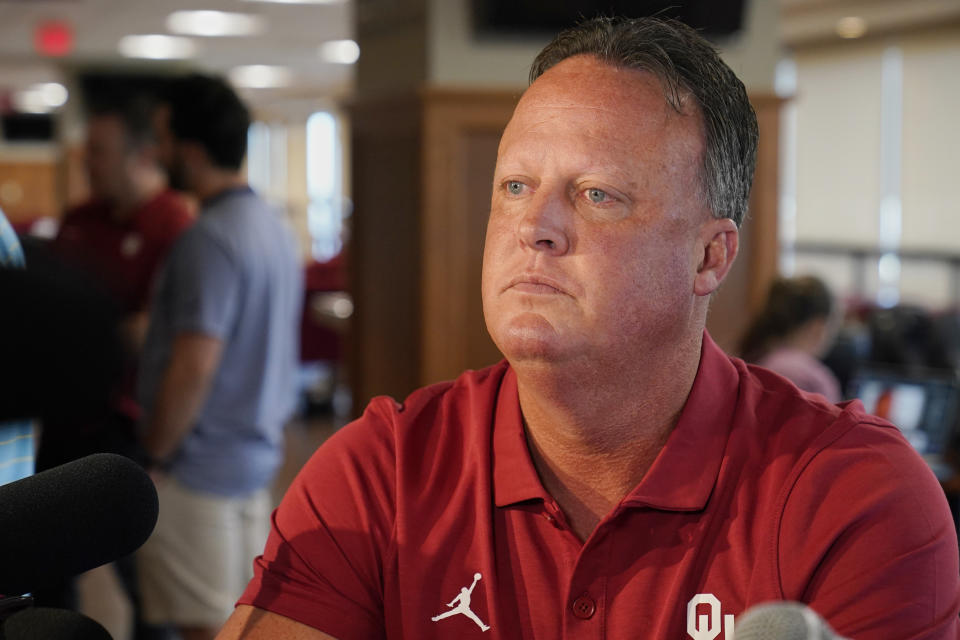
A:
504,274,570,296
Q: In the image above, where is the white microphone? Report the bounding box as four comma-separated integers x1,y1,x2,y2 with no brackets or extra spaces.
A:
735,602,848,640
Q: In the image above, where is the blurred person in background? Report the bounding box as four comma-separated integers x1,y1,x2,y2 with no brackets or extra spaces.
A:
43,89,194,472
739,275,842,403
36,89,192,639
136,73,302,640
0,227,123,430
52,90,194,363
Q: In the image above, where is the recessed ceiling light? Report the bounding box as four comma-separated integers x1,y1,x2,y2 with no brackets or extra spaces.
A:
12,82,69,113
167,11,265,37
836,16,867,39
319,39,359,64
37,82,68,108
118,34,197,59
229,65,293,88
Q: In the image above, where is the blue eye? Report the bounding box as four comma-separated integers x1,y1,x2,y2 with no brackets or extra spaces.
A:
506,181,524,195
587,188,608,203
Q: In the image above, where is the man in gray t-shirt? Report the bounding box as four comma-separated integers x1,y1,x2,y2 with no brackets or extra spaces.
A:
136,74,302,640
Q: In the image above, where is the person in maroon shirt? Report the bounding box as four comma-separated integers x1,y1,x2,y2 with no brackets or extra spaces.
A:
38,91,193,638
54,96,194,346
221,16,960,640
48,94,193,441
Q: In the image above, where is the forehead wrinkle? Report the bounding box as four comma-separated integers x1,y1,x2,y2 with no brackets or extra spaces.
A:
517,93,674,125
512,86,680,140
521,61,694,130
524,59,676,112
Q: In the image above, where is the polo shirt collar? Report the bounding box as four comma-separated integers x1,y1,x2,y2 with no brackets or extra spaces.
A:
86,195,158,228
202,185,254,209
128,190,175,227
491,331,740,512
492,367,552,507
620,331,739,511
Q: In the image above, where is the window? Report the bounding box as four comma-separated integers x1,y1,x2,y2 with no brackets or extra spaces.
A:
782,30,960,309
306,111,345,262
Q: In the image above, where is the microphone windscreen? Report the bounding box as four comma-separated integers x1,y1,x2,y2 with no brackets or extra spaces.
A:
0,453,158,596
2,607,112,639
736,601,846,640
736,602,844,640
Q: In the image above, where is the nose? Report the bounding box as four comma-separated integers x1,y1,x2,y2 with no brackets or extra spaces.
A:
517,190,571,255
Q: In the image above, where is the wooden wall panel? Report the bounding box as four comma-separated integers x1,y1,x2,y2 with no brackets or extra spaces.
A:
348,93,423,408
421,89,519,385
63,144,91,209
0,160,59,223
461,132,504,372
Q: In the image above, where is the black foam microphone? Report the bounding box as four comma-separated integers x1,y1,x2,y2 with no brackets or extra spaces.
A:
736,602,848,640
1,607,112,639
0,453,158,597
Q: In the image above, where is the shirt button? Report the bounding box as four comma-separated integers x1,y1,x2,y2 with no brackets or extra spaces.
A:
572,595,596,620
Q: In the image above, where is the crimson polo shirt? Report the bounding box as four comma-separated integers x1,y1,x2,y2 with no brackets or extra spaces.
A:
52,190,193,422
54,190,194,314
240,333,960,639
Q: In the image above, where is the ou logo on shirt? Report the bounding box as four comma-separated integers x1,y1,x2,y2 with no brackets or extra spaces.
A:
687,594,736,640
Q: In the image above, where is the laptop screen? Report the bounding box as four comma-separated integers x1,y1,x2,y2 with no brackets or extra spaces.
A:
850,369,960,460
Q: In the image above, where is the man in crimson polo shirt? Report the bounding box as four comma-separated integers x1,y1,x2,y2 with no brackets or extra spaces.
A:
220,17,960,640
55,190,191,329
38,93,192,634
54,97,194,347
44,95,193,466
50,95,193,445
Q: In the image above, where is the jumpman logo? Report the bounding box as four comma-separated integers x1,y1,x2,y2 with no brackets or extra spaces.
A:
430,572,490,632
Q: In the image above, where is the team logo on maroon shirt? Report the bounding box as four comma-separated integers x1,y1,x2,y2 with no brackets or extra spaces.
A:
688,594,735,639
121,233,142,258
430,572,490,632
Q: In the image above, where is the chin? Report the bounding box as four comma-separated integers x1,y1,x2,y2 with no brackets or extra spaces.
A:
489,314,574,365
500,340,562,364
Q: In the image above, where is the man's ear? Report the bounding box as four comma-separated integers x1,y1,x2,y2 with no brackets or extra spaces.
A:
694,217,739,296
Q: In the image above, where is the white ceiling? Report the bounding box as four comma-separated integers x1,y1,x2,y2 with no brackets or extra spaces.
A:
0,0,356,109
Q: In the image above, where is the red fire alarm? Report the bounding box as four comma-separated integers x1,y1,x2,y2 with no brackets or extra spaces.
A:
34,20,74,57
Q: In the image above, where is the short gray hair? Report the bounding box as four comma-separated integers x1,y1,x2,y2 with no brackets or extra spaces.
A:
530,16,758,227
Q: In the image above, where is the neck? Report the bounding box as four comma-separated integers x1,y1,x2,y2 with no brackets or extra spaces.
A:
191,168,247,204
780,320,826,357
515,330,703,541
110,171,165,222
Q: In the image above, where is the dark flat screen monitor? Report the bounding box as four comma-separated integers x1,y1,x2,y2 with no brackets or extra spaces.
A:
472,0,747,39
850,368,960,478
1,114,54,142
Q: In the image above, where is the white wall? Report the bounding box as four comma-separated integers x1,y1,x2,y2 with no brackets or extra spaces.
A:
788,26,960,309
793,43,884,247
717,0,782,93
900,29,960,253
